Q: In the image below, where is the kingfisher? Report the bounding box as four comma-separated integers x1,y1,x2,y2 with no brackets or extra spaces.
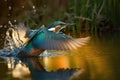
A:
19,21,90,56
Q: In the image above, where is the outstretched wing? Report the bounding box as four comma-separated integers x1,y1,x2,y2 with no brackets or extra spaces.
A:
31,27,90,50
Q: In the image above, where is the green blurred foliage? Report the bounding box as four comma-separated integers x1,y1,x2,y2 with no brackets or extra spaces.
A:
0,0,119,32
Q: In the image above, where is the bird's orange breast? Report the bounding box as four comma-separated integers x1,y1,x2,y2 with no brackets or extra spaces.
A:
29,48,45,56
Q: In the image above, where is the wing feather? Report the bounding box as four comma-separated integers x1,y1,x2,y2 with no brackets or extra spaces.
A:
31,27,90,50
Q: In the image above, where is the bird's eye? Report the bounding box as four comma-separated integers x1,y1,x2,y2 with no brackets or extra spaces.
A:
60,23,66,26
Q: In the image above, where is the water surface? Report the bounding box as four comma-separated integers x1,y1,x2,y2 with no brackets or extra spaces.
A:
0,32,120,80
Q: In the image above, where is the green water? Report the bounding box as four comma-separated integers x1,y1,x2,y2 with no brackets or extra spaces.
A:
0,32,120,80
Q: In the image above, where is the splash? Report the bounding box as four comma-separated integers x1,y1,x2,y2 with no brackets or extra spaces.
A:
0,22,90,57
0,23,30,57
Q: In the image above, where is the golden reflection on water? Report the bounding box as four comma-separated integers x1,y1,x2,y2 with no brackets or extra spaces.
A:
0,35,118,80
81,47,114,80
37,39,116,80
40,55,86,71
75,42,115,80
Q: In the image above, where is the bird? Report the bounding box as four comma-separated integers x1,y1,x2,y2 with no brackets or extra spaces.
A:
19,21,90,56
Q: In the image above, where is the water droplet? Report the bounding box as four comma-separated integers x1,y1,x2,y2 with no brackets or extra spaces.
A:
22,6,24,8
32,5,35,9
0,25,3,28
14,20,16,22
8,21,11,23
8,6,12,10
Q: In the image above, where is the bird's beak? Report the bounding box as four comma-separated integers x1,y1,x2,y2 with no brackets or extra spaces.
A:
64,23,75,27
60,23,75,30
65,23,75,27
56,22,75,33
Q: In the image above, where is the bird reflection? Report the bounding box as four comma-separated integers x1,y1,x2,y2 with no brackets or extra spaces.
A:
20,57,79,80
21,57,45,71
2,57,31,79
2,56,81,80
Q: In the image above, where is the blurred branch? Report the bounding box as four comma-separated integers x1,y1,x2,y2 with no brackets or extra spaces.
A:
74,16,92,21
64,13,92,21
97,0,106,18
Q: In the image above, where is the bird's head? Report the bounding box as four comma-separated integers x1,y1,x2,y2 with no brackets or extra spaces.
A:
48,21,74,33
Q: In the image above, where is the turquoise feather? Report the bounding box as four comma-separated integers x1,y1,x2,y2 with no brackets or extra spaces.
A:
22,21,90,56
